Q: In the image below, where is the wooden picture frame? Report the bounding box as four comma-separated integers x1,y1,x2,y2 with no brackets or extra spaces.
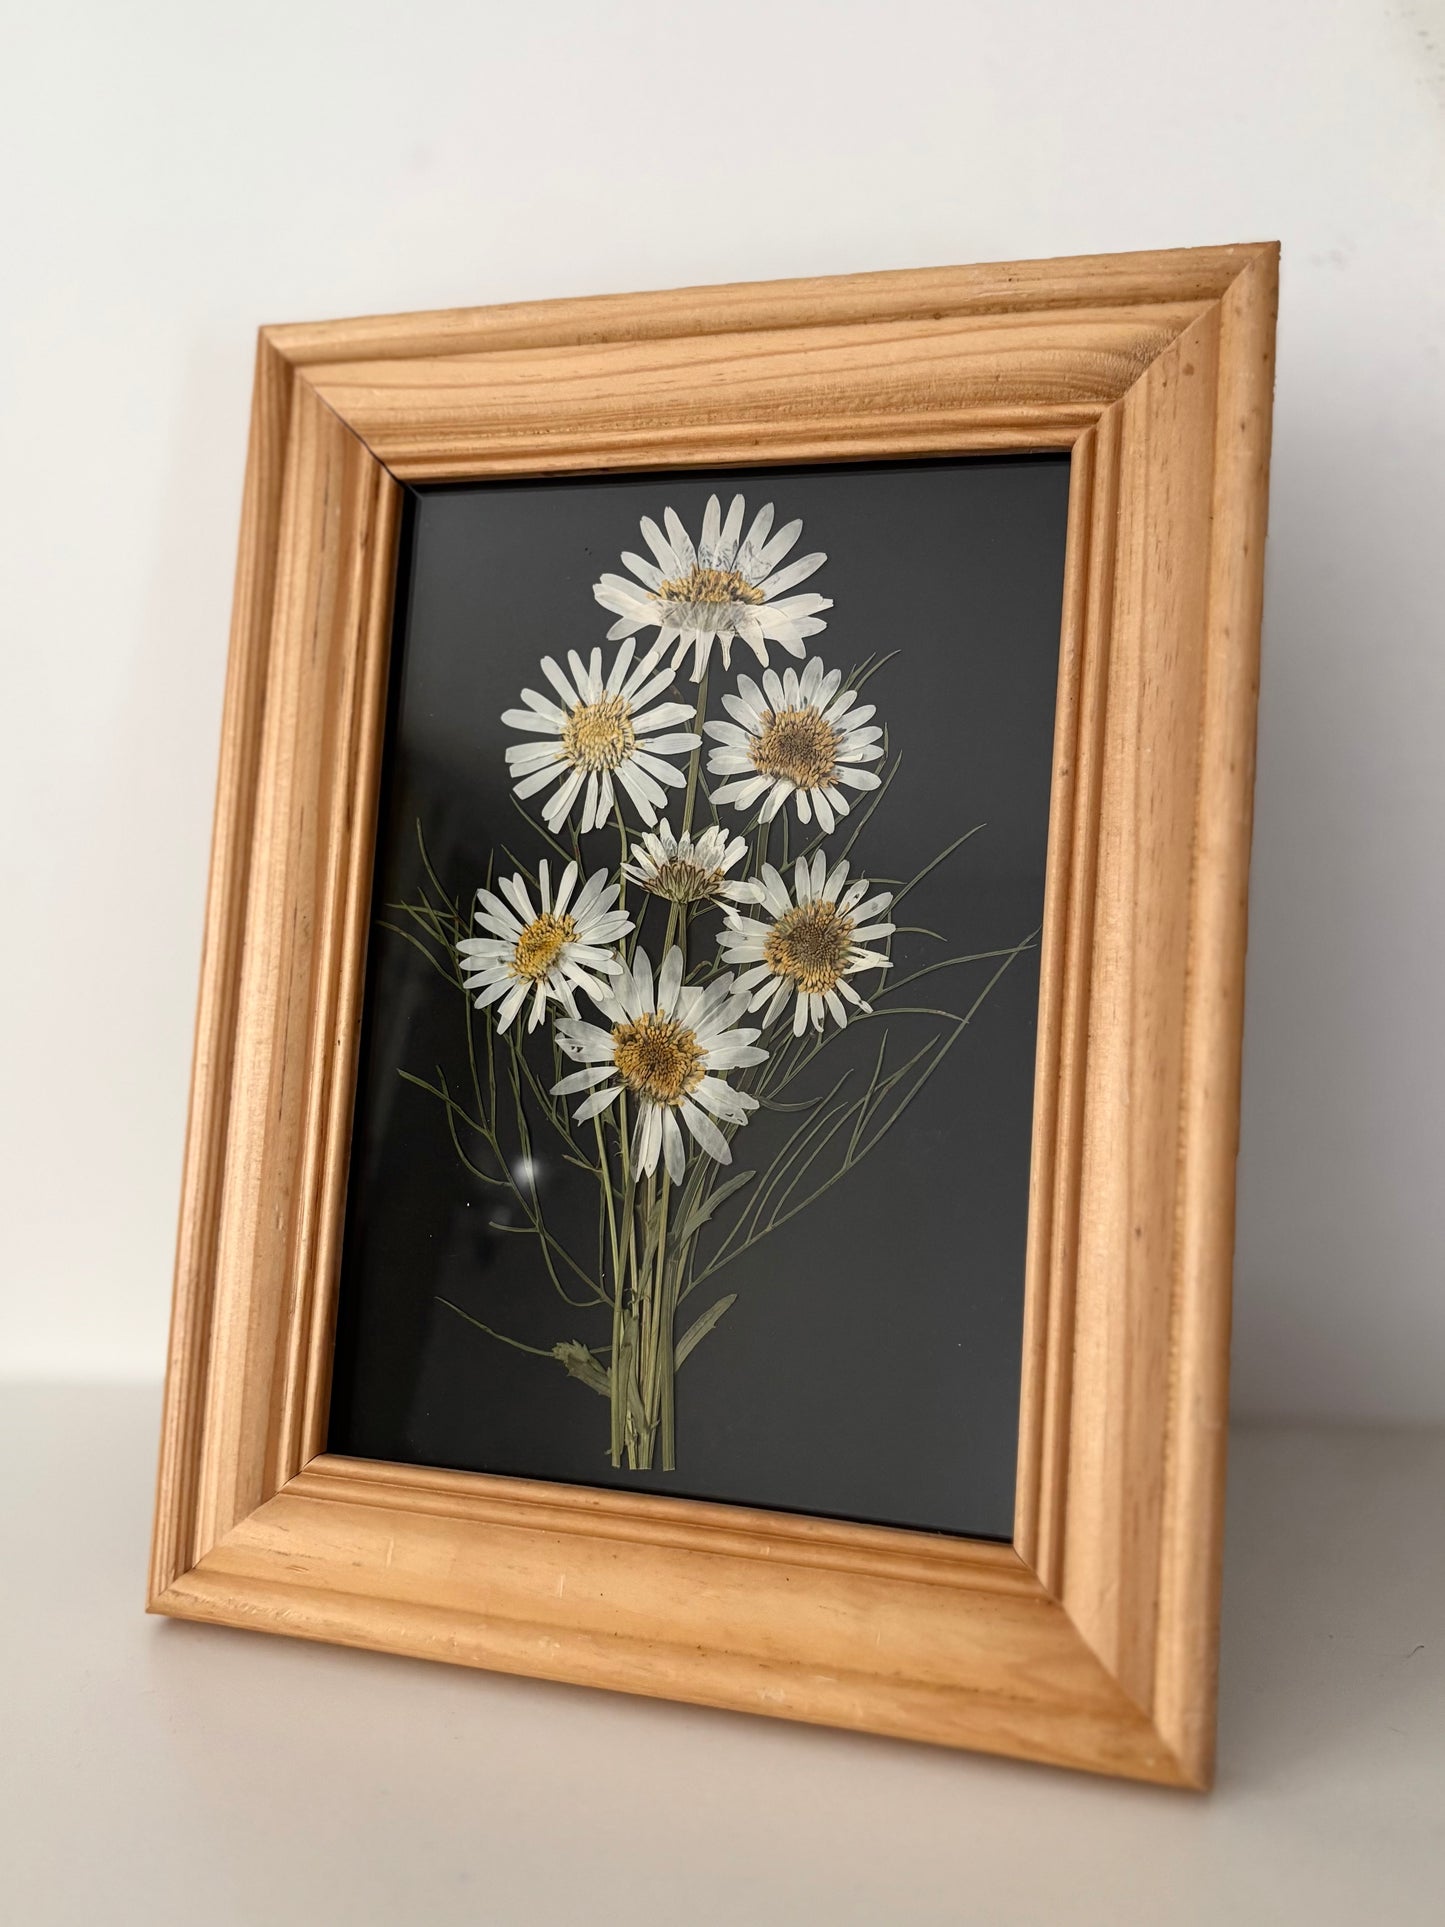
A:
149,242,1278,1787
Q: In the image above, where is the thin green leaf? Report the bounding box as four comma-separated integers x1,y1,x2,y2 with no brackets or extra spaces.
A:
377,921,458,986
415,819,463,921
508,792,575,862
878,943,1036,1000
675,1295,738,1368
437,1298,555,1358
672,1169,756,1248
851,649,899,692
890,824,985,908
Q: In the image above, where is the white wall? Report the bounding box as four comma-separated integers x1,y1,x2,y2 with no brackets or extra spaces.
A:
2,0,1441,1418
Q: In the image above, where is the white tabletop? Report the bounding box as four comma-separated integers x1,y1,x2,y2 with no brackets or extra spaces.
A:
3,1386,1440,1925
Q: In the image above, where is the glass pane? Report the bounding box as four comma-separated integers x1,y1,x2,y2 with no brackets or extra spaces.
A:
328,454,1069,1540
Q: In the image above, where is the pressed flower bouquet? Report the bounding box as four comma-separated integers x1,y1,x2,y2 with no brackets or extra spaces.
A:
383,489,1039,1475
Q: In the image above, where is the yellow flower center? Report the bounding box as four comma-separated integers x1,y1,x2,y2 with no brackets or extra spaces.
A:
509,910,578,983
656,564,765,608
561,693,637,772
642,858,727,906
763,900,856,995
611,1011,705,1107
749,706,839,791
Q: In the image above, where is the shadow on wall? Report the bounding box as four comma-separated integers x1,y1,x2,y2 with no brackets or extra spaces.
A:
1231,393,1445,1422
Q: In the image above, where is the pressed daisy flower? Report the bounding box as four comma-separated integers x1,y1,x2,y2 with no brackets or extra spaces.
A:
458,859,631,1034
717,852,895,1037
592,494,832,682
705,656,885,833
620,822,753,909
553,947,768,1182
502,640,701,835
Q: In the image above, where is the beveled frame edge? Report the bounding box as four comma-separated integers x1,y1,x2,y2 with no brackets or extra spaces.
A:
149,244,1277,1789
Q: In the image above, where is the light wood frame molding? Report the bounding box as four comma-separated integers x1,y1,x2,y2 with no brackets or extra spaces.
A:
149,243,1278,1787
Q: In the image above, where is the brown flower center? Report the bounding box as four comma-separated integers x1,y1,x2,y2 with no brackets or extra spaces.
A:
611,1011,705,1106
561,693,636,772
763,900,856,995
642,858,727,906
509,911,578,982
749,706,839,791
656,564,765,608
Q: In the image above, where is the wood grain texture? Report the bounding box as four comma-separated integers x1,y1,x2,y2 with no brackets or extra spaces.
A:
1015,419,1108,1585
297,304,1203,479
155,1461,1187,1784
188,384,399,1559
149,334,294,1599
1062,301,1224,1718
266,243,1266,366
1150,245,1278,1783
149,245,1278,1787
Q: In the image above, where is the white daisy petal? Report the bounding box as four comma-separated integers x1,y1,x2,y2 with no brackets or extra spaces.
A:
751,518,803,578
460,865,636,1039
469,976,516,1011
614,761,660,822
638,1102,663,1176
639,516,681,576
619,552,664,591
721,691,764,728
553,1063,617,1095
504,741,564,771
755,551,826,599
496,980,532,1032
680,1099,732,1166
633,702,698,732
662,1108,687,1183
702,1042,770,1069
623,822,751,908
603,636,638,693
539,655,579,707
632,750,688,787
699,494,721,563
574,1085,624,1123
717,494,745,567
499,875,535,922
657,945,684,1014
553,861,579,919
513,762,567,801
734,503,775,578
519,687,569,723
626,666,682,712
691,1076,746,1119
590,498,827,678
474,888,524,932
762,979,792,1025
580,771,600,835
639,731,704,755
711,856,892,1040
557,944,769,1174
503,642,700,831
706,650,885,829
662,507,696,572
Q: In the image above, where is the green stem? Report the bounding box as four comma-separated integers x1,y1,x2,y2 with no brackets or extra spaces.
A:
650,1172,673,1464
438,1299,555,1359
594,1114,626,1466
